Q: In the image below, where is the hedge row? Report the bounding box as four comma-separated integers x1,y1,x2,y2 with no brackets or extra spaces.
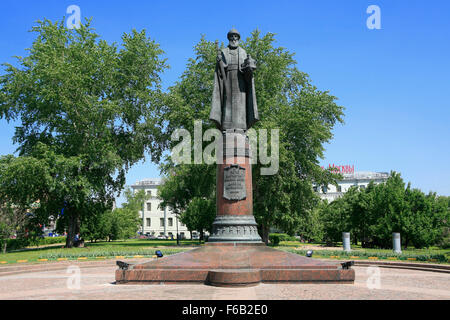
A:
269,233,297,246
3,236,66,252
36,236,66,246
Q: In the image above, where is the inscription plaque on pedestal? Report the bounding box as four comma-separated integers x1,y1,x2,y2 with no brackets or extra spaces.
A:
223,165,246,200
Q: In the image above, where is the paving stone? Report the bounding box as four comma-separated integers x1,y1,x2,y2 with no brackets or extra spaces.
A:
0,262,448,300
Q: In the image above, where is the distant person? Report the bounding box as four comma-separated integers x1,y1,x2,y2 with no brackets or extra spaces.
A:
74,233,84,248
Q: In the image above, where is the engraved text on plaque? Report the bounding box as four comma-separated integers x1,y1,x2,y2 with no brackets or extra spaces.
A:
223,165,246,201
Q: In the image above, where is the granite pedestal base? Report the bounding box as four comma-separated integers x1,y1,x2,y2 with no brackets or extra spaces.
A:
115,243,355,286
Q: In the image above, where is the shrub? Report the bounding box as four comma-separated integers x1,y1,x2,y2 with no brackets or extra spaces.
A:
2,236,66,252
438,228,450,249
5,238,31,251
269,233,296,245
38,236,66,246
269,234,280,246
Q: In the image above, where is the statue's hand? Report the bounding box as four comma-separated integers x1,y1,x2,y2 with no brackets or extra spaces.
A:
217,54,222,63
242,55,256,71
243,54,250,65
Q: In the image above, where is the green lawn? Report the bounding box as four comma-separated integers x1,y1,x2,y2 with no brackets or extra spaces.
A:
275,241,450,263
1,239,448,265
0,239,201,264
277,240,448,252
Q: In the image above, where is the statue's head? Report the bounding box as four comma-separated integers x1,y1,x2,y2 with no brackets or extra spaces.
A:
227,28,240,49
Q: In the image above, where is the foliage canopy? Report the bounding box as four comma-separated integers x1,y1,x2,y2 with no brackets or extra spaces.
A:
0,19,168,247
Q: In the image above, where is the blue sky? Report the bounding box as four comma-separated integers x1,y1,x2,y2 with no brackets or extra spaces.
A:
0,1,449,207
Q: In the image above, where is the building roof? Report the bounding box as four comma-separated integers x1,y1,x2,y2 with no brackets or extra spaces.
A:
341,171,389,181
131,178,162,188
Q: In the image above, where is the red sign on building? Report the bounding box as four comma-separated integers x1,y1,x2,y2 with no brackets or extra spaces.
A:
321,164,355,174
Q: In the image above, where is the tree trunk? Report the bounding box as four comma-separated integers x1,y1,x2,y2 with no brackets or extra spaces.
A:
2,240,6,254
200,229,204,243
65,211,79,248
261,224,270,245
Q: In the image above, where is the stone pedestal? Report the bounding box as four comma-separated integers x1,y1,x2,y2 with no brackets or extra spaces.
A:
115,131,355,286
115,243,355,286
342,232,351,252
208,130,262,243
393,232,402,254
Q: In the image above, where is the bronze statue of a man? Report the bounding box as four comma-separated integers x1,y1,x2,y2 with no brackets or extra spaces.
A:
210,28,259,131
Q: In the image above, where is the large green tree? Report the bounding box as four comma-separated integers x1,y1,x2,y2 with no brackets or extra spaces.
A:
436,196,450,249
403,187,447,248
80,188,147,242
112,188,148,240
158,164,216,241
0,152,51,252
319,172,449,249
0,203,28,254
181,197,215,242
158,31,344,243
320,196,352,245
346,182,376,247
0,19,168,247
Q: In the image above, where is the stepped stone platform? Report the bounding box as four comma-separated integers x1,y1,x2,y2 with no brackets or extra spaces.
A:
115,243,355,286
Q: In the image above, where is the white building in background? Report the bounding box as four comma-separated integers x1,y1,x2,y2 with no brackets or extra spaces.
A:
315,166,389,202
131,178,194,240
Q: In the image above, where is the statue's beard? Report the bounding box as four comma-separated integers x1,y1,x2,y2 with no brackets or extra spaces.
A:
229,40,239,48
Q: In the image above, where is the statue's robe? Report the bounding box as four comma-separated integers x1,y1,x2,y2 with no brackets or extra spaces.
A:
210,46,259,131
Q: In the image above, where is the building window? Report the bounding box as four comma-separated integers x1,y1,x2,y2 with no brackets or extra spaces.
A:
313,185,318,192
146,190,152,196
146,218,151,227
147,203,151,211
321,186,327,194
360,185,366,190
160,218,165,227
337,185,342,192
168,218,173,227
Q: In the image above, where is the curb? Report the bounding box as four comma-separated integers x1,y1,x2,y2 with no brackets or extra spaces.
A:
0,255,154,266
0,258,147,277
334,259,450,274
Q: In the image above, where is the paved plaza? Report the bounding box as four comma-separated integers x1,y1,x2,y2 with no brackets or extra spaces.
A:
0,259,448,300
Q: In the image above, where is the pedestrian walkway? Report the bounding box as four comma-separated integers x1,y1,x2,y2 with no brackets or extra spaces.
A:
0,260,448,299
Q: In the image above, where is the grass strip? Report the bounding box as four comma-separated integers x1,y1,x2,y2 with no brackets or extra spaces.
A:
280,248,449,264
